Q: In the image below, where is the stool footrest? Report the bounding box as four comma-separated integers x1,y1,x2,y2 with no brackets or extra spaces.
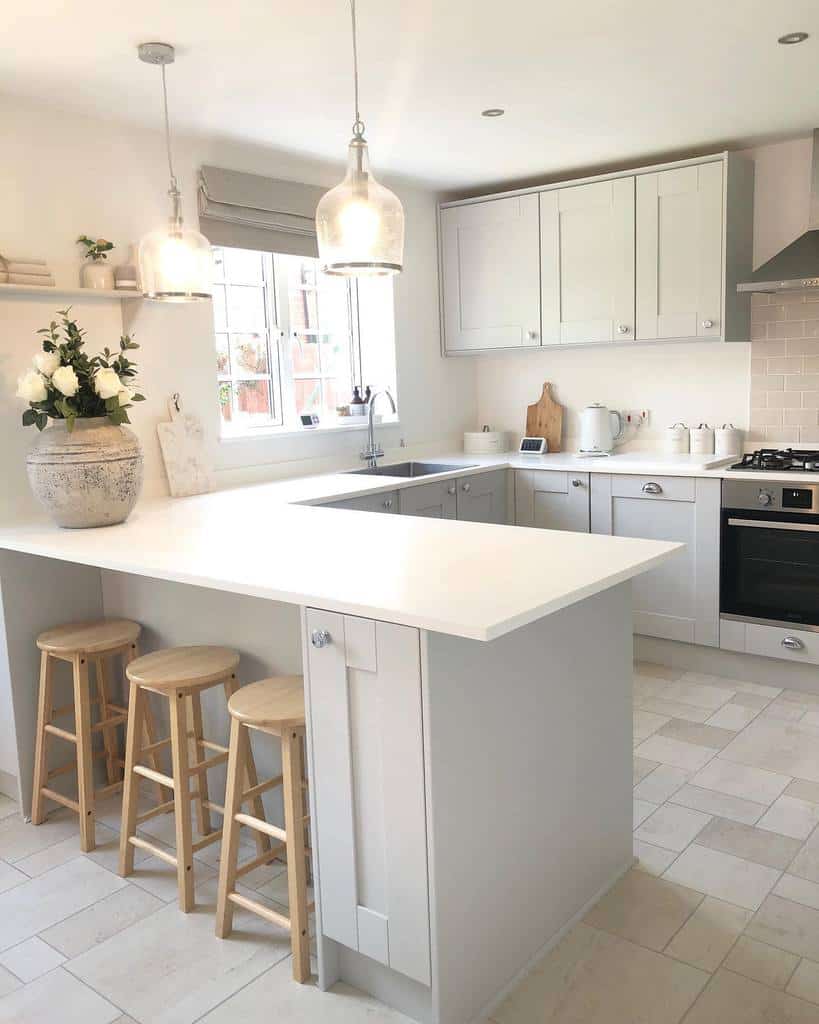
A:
91,713,128,734
234,812,287,843
202,799,225,816
96,781,123,799
43,723,76,744
191,830,223,854
133,764,175,790
39,787,80,813
137,800,175,824
141,737,172,756
234,843,286,880
227,891,291,931
242,774,283,804
187,751,228,776
128,835,178,867
199,739,228,754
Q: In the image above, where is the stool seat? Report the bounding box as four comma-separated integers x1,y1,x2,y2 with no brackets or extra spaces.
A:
126,646,240,689
227,677,305,731
37,619,140,655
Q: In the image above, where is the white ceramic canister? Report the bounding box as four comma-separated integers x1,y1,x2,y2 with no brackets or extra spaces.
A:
666,422,690,454
715,423,743,457
690,423,715,455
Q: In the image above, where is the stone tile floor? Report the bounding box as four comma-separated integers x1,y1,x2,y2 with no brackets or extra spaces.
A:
4,663,819,1021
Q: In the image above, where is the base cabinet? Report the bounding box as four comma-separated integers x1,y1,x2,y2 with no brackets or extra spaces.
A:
515,470,590,531
305,609,431,987
399,478,457,519
455,469,508,523
591,474,720,646
323,491,398,514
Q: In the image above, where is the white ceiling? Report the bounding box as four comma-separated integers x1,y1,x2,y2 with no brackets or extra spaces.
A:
4,0,819,189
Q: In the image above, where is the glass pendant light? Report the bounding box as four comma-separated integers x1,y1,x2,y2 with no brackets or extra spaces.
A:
316,0,405,276
137,42,212,301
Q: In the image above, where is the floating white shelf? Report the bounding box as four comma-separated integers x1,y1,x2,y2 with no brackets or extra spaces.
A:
0,283,141,302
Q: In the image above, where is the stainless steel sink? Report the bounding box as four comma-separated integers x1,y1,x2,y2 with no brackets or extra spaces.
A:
348,461,477,478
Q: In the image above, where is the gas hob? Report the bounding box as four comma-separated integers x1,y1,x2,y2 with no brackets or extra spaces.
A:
730,449,819,473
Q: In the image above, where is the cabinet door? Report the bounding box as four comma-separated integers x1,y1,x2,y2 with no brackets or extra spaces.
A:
636,162,723,340
399,479,457,519
325,490,398,513
440,195,541,352
515,471,590,531
456,469,508,523
306,610,431,986
590,475,719,646
541,178,635,345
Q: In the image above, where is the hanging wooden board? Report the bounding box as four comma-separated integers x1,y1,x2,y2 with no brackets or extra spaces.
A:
525,382,563,453
157,395,213,498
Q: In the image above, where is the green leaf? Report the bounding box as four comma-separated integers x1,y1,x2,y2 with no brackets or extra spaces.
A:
131,394,146,402
22,409,36,427
35,413,48,431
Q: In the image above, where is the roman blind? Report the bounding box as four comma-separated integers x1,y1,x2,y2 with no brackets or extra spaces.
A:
198,166,325,258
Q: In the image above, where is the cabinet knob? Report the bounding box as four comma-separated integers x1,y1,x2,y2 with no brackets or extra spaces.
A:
616,324,630,334
571,478,583,487
781,635,805,651
311,629,332,649
448,484,457,495
383,498,393,510
641,481,663,495
462,482,471,493
526,330,538,341
702,319,715,329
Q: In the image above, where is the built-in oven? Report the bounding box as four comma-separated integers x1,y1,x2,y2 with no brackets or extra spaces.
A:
721,479,819,630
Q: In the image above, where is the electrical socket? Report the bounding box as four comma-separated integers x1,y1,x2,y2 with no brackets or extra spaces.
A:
623,409,649,427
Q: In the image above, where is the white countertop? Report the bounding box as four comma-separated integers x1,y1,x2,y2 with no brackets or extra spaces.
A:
0,454,684,642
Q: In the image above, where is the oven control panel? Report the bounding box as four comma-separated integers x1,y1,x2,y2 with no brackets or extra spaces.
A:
723,479,819,514
783,487,815,510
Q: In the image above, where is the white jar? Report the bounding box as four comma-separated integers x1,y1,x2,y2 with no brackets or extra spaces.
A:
715,424,742,457
690,424,715,455
666,423,689,454
80,262,115,290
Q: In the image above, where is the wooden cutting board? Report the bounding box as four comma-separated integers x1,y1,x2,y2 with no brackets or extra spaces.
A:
157,395,213,498
525,382,563,453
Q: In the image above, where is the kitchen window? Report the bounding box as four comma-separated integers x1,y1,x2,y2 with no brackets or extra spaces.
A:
213,245,397,436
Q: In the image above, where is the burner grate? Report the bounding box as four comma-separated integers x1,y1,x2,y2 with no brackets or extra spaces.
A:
731,449,819,472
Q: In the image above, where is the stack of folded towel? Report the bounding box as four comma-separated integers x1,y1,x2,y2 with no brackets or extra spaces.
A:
0,256,55,287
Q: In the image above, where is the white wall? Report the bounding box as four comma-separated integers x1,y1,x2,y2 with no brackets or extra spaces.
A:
0,95,476,516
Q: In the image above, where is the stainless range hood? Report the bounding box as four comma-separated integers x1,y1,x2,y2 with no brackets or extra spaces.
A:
737,129,819,294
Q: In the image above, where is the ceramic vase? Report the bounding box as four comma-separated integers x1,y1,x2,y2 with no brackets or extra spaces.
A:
26,417,144,528
80,262,115,290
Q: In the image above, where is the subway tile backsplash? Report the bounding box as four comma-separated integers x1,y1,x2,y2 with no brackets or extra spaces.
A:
750,289,819,444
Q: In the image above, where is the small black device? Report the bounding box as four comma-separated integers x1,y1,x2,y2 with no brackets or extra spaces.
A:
519,437,547,454
300,413,320,429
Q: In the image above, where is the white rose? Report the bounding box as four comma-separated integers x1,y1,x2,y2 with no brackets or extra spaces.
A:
34,350,61,376
94,367,123,400
16,370,47,403
51,365,79,397
117,383,134,404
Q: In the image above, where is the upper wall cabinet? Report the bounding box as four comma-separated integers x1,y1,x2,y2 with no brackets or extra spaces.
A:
439,153,753,355
439,194,541,352
541,178,635,345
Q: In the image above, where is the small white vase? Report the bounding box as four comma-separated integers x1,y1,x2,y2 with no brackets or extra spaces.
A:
80,262,115,290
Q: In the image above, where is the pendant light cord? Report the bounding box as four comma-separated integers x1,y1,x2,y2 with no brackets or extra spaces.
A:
160,62,180,202
350,0,365,138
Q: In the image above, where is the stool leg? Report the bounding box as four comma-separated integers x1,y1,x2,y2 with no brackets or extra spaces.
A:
95,657,118,787
223,676,270,856
31,652,54,826
119,682,146,877
73,654,96,853
187,692,213,837
169,691,195,912
126,642,164,806
282,728,310,983
215,716,247,939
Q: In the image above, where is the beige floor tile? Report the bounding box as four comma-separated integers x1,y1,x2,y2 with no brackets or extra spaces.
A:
635,697,713,723
0,967,120,1024
256,868,313,909
68,878,292,1024
14,823,120,878
0,860,26,896
787,780,819,804
633,840,679,877
747,895,819,960
126,839,218,902
664,844,780,911
669,785,767,826
635,803,712,853
763,702,807,724
633,765,690,804
691,758,791,804
803,712,819,729
0,965,21,998
634,677,671,705
634,799,659,828
787,958,819,1005
661,679,736,710
634,735,717,772
634,756,660,785
658,719,738,750
0,935,65,982
0,857,126,953
695,817,802,870
723,935,799,990
635,662,686,681
684,967,819,1023
492,923,707,1024
682,673,781,701
778,690,819,709
0,798,17,822
634,709,671,741
774,874,819,912
722,717,819,783
0,809,80,863
41,880,165,957
583,869,702,951
665,896,751,972
759,796,819,841
790,842,819,885
731,692,773,711
707,703,761,731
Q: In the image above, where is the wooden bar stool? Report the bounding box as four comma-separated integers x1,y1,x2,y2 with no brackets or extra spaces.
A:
215,676,311,983
31,618,158,853
119,646,269,912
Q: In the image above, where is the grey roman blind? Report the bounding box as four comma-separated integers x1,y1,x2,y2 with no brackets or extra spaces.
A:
198,165,325,258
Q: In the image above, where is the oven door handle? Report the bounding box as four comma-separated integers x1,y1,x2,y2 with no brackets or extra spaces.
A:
727,517,819,532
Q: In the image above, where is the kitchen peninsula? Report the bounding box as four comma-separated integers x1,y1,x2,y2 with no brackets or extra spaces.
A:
0,467,679,1024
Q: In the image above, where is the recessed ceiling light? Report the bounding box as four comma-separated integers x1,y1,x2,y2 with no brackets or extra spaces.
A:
481,108,505,118
778,31,809,44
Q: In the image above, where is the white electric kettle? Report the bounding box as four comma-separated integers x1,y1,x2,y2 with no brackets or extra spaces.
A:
579,403,624,455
